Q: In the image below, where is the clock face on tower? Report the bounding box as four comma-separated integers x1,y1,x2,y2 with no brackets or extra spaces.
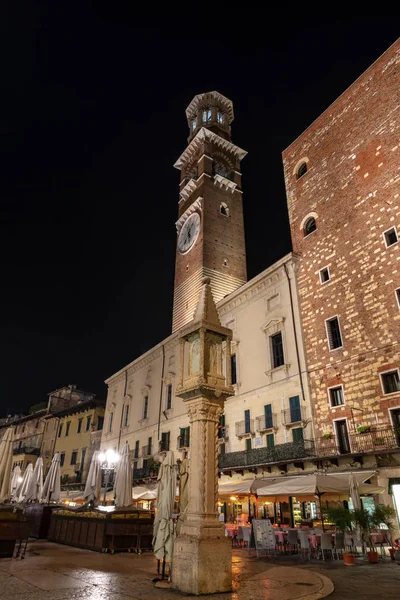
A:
177,212,201,254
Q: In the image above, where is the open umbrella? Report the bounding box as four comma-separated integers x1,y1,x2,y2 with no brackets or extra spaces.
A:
42,452,61,503
83,450,102,504
25,457,43,503
176,457,189,535
152,450,177,561
10,465,22,500
113,442,132,508
15,463,34,503
0,427,15,502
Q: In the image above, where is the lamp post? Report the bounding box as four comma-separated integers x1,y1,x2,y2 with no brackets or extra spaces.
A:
97,448,120,506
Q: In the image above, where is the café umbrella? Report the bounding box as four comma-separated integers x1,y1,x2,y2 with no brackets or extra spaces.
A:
25,457,44,503
176,457,189,535
16,463,34,503
83,450,102,504
152,450,177,561
0,427,14,502
42,452,61,503
10,465,22,500
113,443,132,508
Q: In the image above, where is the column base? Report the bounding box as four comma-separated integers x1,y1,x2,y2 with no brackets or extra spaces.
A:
172,533,232,595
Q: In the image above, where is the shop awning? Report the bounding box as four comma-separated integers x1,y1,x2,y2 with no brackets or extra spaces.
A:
255,471,384,497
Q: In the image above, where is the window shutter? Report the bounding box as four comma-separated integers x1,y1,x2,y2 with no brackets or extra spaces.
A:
289,396,301,422
264,404,273,429
244,409,250,433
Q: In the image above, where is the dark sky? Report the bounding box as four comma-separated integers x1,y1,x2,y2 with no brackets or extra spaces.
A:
0,6,398,414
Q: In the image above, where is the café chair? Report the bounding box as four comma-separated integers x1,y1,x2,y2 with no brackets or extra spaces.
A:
319,533,335,561
287,529,299,553
298,530,312,560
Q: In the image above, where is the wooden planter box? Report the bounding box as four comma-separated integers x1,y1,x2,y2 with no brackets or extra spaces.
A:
0,508,26,558
48,508,154,553
24,504,56,539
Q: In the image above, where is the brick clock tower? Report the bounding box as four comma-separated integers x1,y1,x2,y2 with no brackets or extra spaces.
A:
172,91,247,332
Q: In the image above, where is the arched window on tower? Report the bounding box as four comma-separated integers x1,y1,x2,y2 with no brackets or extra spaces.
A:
304,217,317,236
217,111,224,124
202,108,212,124
297,162,308,179
220,202,229,217
191,119,196,132
213,160,233,181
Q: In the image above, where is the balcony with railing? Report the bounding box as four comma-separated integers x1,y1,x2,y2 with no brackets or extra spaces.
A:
282,406,307,426
13,446,40,456
133,461,160,481
256,413,277,432
218,439,315,470
317,427,400,457
235,419,255,438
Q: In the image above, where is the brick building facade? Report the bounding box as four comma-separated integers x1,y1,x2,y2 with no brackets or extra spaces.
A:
283,40,400,503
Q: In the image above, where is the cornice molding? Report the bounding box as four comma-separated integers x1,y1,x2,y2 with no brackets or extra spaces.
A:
186,91,234,123
175,197,203,233
174,128,247,170
179,179,197,203
213,174,237,193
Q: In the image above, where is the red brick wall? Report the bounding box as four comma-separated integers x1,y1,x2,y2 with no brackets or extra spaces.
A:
282,39,400,438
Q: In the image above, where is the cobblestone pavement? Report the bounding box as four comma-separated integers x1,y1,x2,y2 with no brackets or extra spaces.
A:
3,540,396,599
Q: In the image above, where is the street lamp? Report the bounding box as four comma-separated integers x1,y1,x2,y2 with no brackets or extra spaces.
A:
98,448,120,506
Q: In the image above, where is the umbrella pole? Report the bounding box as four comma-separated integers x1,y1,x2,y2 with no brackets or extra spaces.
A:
317,492,325,531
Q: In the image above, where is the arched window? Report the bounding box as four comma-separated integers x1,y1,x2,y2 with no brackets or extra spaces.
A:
220,202,229,217
297,162,308,179
213,160,232,180
304,217,317,236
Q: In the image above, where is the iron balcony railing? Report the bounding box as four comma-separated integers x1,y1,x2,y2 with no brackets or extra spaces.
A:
13,446,40,456
317,427,400,457
218,439,315,470
133,463,159,480
235,419,255,437
256,413,277,432
282,406,307,425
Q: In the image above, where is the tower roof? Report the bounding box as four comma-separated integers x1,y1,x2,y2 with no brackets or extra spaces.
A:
186,91,234,124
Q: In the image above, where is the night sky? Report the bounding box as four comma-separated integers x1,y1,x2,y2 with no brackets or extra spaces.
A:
0,6,398,414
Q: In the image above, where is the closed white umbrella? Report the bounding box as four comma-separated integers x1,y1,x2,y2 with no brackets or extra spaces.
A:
0,427,15,503
16,463,34,503
113,443,132,508
10,465,22,499
349,472,362,510
25,457,44,503
83,450,102,504
176,457,189,536
152,450,177,561
42,452,61,503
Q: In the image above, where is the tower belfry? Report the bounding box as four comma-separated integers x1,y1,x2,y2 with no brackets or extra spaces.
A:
172,91,247,332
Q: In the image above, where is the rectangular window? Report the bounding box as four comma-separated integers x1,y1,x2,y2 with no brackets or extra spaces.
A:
80,447,86,469
245,438,252,451
326,316,343,350
292,428,304,443
319,267,330,284
166,384,172,410
58,424,63,438
383,226,398,248
134,440,139,459
65,422,71,437
329,386,345,407
124,405,129,427
161,431,170,451
231,354,237,385
202,109,207,123
244,409,251,434
271,332,284,368
206,108,212,122
179,426,190,448
264,404,273,429
143,396,149,419
85,416,91,432
191,119,196,131
266,433,275,448
97,416,104,431
218,414,225,438
396,288,400,310
289,396,301,423
148,437,152,456
108,413,113,433
77,419,83,434
60,453,65,467
217,111,224,124
70,451,78,465
381,370,400,395
335,419,351,454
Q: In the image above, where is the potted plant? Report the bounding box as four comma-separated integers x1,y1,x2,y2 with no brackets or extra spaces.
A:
357,425,372,434
371,504,397,560
322,433,333,439
326,506,355,565
351,508,378,563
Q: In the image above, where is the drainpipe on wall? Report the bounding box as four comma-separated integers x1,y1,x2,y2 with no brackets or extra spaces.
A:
157,344,166,448
283,262,306,403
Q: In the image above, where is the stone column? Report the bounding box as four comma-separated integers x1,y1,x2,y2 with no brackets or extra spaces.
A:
172,395,232,594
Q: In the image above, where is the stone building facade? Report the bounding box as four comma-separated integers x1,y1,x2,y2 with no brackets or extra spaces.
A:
101,94,314,484
282,39,400,506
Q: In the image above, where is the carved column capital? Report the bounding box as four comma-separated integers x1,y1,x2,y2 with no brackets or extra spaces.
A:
187,398,223,425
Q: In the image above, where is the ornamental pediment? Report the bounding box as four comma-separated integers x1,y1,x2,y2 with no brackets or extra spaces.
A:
261,317,285,336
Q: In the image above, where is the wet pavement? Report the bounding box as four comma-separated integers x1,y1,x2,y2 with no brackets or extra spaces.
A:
0,540,396,599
